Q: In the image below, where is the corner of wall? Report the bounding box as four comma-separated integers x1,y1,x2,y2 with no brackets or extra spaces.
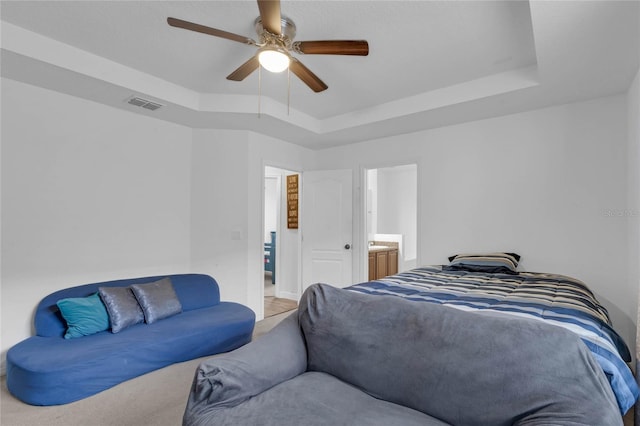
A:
630,63,640,426
631,64,640,349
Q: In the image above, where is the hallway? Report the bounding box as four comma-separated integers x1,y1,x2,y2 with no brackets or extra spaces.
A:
264,272,297,318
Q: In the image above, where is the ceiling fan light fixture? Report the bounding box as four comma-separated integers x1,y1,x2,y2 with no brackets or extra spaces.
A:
258,48,290,73
168,0,368,92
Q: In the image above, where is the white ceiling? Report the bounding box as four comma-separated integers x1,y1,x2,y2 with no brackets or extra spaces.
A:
1,1,638,149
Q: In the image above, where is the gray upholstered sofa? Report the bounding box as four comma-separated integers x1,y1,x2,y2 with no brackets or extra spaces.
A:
183,283,622,426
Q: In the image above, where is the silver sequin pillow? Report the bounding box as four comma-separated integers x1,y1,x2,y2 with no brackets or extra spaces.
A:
98,286,145,333
131,278,182,324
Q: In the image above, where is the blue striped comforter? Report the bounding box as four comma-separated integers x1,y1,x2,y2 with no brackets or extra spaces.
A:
348,266,639,414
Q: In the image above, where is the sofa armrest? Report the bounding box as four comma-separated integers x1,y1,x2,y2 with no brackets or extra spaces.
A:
183,312,306,423
635,358,639,426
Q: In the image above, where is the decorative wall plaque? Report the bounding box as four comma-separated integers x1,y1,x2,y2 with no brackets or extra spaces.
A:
287,174,299,229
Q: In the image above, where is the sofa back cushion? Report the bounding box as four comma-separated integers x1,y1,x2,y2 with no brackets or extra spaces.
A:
298,283,620,426
35,274,220,337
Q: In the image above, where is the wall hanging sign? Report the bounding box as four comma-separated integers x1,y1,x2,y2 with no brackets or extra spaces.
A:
287,174,299,229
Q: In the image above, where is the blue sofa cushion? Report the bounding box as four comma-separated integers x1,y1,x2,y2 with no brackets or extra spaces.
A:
131,277,182,324
98,286,145,333
56,293,109,339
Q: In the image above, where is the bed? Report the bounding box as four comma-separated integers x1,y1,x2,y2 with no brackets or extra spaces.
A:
347,253,639,416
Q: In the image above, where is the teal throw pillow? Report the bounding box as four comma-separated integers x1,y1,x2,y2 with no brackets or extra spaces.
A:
56,293,110,339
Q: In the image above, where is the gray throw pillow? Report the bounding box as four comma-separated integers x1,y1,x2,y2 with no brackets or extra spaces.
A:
98,286,145,333
131,278,182,324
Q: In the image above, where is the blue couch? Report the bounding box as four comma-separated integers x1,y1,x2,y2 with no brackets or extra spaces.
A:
6,274,255,406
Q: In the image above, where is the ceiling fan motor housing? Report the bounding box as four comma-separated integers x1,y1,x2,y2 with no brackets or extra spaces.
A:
254,15,296,44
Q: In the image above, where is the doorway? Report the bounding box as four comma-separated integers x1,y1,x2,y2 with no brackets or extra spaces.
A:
363,164,418,279
263,166,299,317
300,169,353,291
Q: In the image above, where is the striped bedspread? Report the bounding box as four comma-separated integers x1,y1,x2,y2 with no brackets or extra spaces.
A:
347,266,639,414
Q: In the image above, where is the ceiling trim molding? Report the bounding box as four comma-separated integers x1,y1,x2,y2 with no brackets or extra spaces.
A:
321,65,540,133
1,21,200,110
1,21,542,139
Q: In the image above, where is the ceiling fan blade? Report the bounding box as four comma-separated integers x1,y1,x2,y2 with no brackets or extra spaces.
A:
289,58,328,93
257,0,282,35
227,56,260,81
167,17,255,45
293,40,369,56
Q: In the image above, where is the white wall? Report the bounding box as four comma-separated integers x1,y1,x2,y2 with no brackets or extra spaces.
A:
630,67,640,359
630,14,640,421
248,133,312,309
190,129,252,307
0,81,312,371
366,169,378,237
189,130,311,320
377,165,417,267
314,94,635,349
1,78,193,369
2,75,636,377
264,176,278,242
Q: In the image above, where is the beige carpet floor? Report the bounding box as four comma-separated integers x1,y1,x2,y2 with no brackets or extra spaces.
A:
0,311,293,426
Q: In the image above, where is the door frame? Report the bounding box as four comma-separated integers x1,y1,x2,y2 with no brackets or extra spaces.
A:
360,161,420,282
261,164,303,314
263,173,282,297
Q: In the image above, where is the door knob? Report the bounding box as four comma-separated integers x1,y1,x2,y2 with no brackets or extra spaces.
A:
344,244,351,250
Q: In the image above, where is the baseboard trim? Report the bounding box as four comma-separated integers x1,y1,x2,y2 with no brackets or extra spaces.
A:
275,290,298,301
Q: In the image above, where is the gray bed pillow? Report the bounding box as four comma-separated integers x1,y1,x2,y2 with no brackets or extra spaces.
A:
98,286,145,333
131,278,182,324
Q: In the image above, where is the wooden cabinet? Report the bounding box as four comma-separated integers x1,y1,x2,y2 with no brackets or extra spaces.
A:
368,247,398,280
368,252,376,281
388,249,398,276
376,250,388,279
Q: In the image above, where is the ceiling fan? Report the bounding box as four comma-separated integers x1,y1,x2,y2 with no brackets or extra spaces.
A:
167,0,369,93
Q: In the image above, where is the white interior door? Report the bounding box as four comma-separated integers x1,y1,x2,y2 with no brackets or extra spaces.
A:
301,169,353,291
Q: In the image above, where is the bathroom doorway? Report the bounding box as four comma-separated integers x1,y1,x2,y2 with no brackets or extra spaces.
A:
363,164,418,280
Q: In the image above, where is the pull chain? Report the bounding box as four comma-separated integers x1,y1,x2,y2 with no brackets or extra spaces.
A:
258,65,262,118
287,66,291,116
